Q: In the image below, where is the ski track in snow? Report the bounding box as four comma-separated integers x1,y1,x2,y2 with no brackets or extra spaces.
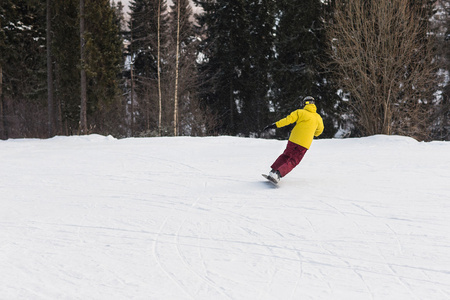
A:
1,135,450,299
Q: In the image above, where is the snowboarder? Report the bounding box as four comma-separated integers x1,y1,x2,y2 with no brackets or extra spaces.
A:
263,96,324,183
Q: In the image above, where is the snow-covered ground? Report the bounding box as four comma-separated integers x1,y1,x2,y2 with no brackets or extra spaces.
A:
1,135,449,299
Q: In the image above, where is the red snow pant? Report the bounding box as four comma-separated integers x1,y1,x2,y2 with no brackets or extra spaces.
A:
271,141,308,177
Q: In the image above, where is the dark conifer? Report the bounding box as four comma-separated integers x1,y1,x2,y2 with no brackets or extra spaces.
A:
272,0,340,138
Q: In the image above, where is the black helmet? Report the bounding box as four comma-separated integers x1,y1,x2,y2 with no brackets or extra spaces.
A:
303,96,316,105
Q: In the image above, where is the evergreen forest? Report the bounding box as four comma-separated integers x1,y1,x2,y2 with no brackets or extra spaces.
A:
0,0,448,141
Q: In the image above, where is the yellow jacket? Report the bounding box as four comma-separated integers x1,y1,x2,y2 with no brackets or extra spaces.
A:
275,104,324,149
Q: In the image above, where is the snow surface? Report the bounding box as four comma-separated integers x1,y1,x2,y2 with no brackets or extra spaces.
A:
1,135,449,299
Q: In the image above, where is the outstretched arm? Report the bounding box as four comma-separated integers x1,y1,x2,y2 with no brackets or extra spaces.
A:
276,110,300,128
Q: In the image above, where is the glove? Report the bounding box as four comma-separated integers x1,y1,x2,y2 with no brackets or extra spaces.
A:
263,123,277,131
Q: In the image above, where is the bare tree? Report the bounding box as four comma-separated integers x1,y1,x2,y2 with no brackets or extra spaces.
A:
157,0,163,136
130,61,136,136
327,0,436,140
173,0,181,136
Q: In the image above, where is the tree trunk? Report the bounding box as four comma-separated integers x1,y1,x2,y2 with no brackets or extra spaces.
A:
47,0,55,137
157,0,162,136
129,21,135,137
173,0,181,136
79,0,87,134
0,64,5,140
130,62,135,136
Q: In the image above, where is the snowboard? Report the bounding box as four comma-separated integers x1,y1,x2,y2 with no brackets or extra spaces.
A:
262,174,279,186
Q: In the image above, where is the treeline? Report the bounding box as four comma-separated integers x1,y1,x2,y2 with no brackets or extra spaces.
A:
0,0,448,140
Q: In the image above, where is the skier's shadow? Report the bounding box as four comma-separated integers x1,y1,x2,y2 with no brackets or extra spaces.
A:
260,180,279,189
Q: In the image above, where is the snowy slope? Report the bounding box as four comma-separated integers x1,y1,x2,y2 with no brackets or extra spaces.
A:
1,135,449,299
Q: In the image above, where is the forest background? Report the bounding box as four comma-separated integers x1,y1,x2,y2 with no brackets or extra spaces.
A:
0,0,448,141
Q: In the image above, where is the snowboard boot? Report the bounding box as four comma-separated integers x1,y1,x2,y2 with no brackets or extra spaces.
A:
268,169,281,183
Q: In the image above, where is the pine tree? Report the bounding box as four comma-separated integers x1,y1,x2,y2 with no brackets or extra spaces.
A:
272,0,339,138
0,0,47,138
238,0,276,136
0,0,11,139
47,0,56,137
84,0,123,134
52,0,80,134
195,0,249,135
0,0,122,137
431,0,450,140
51,0,122,135
195,0,276,135
80,0,87,134
444,1,450,140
